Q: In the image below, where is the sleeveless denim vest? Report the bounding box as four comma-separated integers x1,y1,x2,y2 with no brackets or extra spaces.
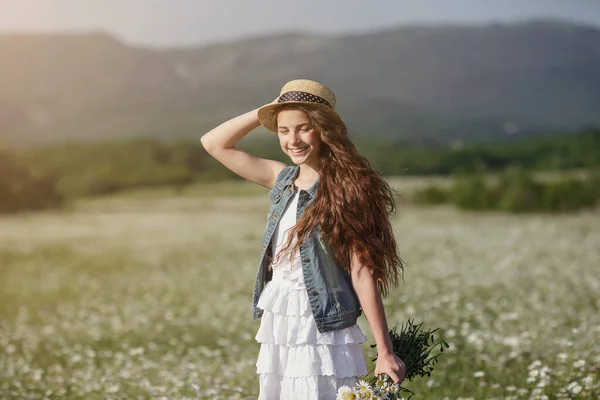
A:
252,165,362,333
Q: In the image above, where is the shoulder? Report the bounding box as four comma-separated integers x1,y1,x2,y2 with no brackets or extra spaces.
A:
273,165,299,187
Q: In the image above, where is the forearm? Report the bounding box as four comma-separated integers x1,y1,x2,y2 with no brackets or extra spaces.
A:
351,261,394,355
200,108,261,151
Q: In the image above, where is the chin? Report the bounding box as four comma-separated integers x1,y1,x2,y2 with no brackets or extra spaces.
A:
290,158,306,165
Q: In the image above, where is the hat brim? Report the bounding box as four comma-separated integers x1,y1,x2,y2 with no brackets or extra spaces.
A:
257,101,344,134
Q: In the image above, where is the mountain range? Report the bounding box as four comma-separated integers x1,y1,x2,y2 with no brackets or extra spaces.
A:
1,19,600,146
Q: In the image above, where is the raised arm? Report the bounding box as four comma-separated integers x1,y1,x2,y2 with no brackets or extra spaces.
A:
200,103,286,189
350,251,406,384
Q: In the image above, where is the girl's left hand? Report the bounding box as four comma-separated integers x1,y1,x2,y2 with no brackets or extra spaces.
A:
374,351,406,384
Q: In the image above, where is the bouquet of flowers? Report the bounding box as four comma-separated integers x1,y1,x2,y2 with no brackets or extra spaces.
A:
337,319,449,400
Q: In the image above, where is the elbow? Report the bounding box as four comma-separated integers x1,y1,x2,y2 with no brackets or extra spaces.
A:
200,134,217,154
200,135,210,151
200,134,230,155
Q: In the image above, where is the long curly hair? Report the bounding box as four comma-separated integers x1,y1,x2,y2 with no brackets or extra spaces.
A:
277,104,404,297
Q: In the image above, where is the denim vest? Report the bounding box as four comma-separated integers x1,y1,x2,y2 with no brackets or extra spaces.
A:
252,165,362,333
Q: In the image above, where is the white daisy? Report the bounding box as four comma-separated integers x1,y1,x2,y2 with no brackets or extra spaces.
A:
356,379,372,394
337,386,357,400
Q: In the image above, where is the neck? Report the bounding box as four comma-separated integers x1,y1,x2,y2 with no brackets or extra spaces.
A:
298,163,320,184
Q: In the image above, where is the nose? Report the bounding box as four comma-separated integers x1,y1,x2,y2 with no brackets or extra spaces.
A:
290,131,302,144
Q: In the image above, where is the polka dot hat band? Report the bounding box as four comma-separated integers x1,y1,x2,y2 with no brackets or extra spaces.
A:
257,79,344,134
277,91,333,108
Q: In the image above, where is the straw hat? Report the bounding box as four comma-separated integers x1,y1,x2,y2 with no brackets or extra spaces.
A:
257,79,343,133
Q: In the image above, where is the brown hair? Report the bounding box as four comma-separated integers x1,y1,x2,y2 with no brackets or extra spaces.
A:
277,104,404,296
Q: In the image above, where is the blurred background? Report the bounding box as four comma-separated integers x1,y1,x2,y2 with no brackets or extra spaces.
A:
0,1,599,399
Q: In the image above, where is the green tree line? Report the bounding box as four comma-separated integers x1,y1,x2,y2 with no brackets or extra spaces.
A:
1,128,599,213
413,168,600,213
358,128,600,175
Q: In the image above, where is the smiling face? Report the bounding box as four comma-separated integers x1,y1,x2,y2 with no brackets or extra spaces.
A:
276,109,322,169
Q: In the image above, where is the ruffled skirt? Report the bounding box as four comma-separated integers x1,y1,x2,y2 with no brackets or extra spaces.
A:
255,270,368,399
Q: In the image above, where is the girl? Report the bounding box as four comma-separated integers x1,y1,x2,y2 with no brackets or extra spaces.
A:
201,79,406,399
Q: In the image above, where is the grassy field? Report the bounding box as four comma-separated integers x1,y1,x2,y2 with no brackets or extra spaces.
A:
0,180,599,399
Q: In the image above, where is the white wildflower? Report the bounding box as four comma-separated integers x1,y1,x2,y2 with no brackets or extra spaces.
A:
106,384,120,393
528,360,542,370
336,386,356,400
566,381,582,394
582,374,594,389
359,388,374,399
356,380,371,394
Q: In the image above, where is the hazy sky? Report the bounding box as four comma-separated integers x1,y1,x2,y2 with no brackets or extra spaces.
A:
1,0,599,47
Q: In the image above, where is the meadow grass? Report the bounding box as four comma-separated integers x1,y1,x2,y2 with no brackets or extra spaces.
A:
0,180,599,399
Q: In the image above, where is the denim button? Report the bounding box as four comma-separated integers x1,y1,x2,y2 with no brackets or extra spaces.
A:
309,289,316,295
303,258,310,263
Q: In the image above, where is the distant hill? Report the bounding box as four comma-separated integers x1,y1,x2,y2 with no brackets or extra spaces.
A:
1,19,600,146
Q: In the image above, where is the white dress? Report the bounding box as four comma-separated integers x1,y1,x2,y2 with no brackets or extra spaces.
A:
255,191,368,399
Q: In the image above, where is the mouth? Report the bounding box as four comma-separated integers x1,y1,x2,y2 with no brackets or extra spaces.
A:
289,147,309,156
